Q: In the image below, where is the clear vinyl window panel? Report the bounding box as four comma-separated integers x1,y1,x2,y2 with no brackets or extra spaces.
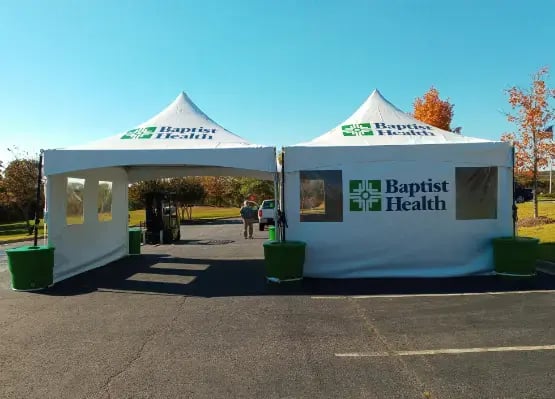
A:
98,181,113,222
300,170,343,222
66,178,85,225
456,167,498,220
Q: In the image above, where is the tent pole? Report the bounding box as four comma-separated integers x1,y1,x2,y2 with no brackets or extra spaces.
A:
43,176,48,247
273,172,279,239
280,149,286,242
33,151,43,247
512,145,517,238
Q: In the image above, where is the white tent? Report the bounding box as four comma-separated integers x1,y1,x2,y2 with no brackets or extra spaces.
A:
283,90,513,278
44,92,277,283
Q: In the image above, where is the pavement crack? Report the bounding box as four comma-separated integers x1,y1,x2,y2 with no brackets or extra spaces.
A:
348,297,435,398
95,295,189,399
104,331,157,398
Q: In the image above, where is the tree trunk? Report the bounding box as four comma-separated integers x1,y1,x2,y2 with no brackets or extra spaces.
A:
533,129,539,218
179,206,185,221
534,167,539,218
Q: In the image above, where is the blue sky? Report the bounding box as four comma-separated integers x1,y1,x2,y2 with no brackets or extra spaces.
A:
0,0,554,163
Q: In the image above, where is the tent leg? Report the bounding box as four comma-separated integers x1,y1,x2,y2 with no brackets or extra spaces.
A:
274,173,280,241
280,150,286,242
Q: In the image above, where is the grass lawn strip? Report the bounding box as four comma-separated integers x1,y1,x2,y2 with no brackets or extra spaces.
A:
3,203,555,244
1,206,240,243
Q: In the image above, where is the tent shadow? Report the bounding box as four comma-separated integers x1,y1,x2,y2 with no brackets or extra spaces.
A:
38,253,555,298
181,218,243,226
171,239,236,246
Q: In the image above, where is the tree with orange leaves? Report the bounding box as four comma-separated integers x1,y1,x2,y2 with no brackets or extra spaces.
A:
412,87,454,131
2,158,41,232
501,66,555,218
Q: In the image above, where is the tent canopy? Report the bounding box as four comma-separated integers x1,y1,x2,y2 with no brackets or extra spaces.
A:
295,89,490,147
44,92,276,180
43,92,278,283
283,89,512,279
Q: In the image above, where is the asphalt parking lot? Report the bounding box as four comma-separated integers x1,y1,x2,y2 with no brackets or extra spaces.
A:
1,219,554,398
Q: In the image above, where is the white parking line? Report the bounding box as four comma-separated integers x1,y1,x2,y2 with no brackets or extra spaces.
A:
311,290,555,300
336,344,555,357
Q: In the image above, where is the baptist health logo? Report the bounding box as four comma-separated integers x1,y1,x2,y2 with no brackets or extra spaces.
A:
349,178,449,212
120,126,216,140
121,127,157,139
349,180,382,211
342,123,373,137
342,122,435,137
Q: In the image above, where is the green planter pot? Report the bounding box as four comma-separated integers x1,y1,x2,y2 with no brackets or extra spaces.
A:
129,228,141,255
492,237,539,277
6,245,55,291
538,242,555,262
263,240,306,282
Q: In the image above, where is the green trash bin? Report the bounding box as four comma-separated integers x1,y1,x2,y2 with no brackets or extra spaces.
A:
129,228,142,255
6,245,55,291
268,226,276,241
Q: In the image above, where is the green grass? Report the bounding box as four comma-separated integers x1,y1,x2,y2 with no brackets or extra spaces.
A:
516,200,555,220
128,210,144,227
517,201,555,242
128,206,239,226
0,206,240,243
98,212,113,222
0,220,45,243
3,203,554,244
67,212,113,224
189,206,240,219
66,215,84,225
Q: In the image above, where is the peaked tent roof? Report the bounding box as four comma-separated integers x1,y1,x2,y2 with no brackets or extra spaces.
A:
69,91,261,150
44,92,276,178
294,89,491,147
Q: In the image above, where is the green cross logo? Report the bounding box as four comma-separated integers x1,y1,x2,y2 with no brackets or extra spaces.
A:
342,123,373,137
121,126,157,139
349,180,381,211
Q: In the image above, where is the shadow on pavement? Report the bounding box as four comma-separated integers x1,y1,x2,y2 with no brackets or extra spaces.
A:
36,253,555,298
181,218,243,226
173,239,236,246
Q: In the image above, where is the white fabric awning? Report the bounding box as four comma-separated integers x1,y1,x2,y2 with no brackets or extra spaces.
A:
44,92,277,177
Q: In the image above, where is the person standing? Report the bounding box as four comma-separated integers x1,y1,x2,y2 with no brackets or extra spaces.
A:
240,200,254,239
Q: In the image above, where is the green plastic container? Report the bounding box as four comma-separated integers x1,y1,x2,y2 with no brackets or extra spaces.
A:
492,236,539,277
538,242,555,262
268,226,276,241
129,228,142,255
6,245,55,291
263,240,306,282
